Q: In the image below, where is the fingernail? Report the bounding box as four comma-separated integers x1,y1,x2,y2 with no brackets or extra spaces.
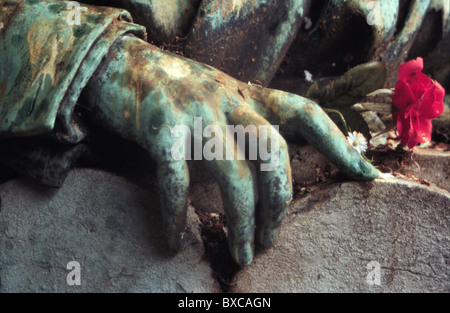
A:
236,242,253,266
258,228,279,248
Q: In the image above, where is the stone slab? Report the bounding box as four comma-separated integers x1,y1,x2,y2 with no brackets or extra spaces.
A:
0,169,220,293
231,178,450,292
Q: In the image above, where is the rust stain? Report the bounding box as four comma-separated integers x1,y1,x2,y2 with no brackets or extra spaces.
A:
214,72,230,86
236,159,250,178
304,102,317,116
26,18,74,87
124,108,131,119
264,98,281,116
233,106,246,119
214,72,244,90
0,79,7,103
121,39,160,127
238,86,247,100
135,73,141,129
330,125,340,137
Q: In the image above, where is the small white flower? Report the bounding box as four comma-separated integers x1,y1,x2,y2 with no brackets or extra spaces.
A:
304,70,313,82
347,131,368,154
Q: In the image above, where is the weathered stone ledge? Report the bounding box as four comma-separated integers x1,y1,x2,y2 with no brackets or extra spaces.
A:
0,144,449,292
231,178,450,293
0,169,220,292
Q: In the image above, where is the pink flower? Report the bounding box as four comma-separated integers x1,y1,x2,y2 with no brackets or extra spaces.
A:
392,57,445,149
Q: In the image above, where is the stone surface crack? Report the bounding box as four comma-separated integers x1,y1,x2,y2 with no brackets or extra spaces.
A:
382,266,440,280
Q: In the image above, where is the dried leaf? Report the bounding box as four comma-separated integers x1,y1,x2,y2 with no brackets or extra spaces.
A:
307,62,387,109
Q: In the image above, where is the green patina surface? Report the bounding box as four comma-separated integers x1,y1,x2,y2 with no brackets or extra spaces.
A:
0,0,145,141
82,33,378,265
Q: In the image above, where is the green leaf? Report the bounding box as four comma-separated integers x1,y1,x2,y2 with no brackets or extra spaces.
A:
307,62,387,109
327,107,372,140
305,81,319,99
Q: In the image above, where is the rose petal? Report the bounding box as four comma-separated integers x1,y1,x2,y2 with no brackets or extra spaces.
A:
419,73,434,88
420,81,445,119
392,80,415,110
393,57,446,149
416,118,432,143
395,112,409,141
406,111,421,147
398,57,423,82
403,103,415,119
410,81,425,102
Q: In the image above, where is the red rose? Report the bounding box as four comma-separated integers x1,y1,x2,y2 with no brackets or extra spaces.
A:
392,57,445,149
